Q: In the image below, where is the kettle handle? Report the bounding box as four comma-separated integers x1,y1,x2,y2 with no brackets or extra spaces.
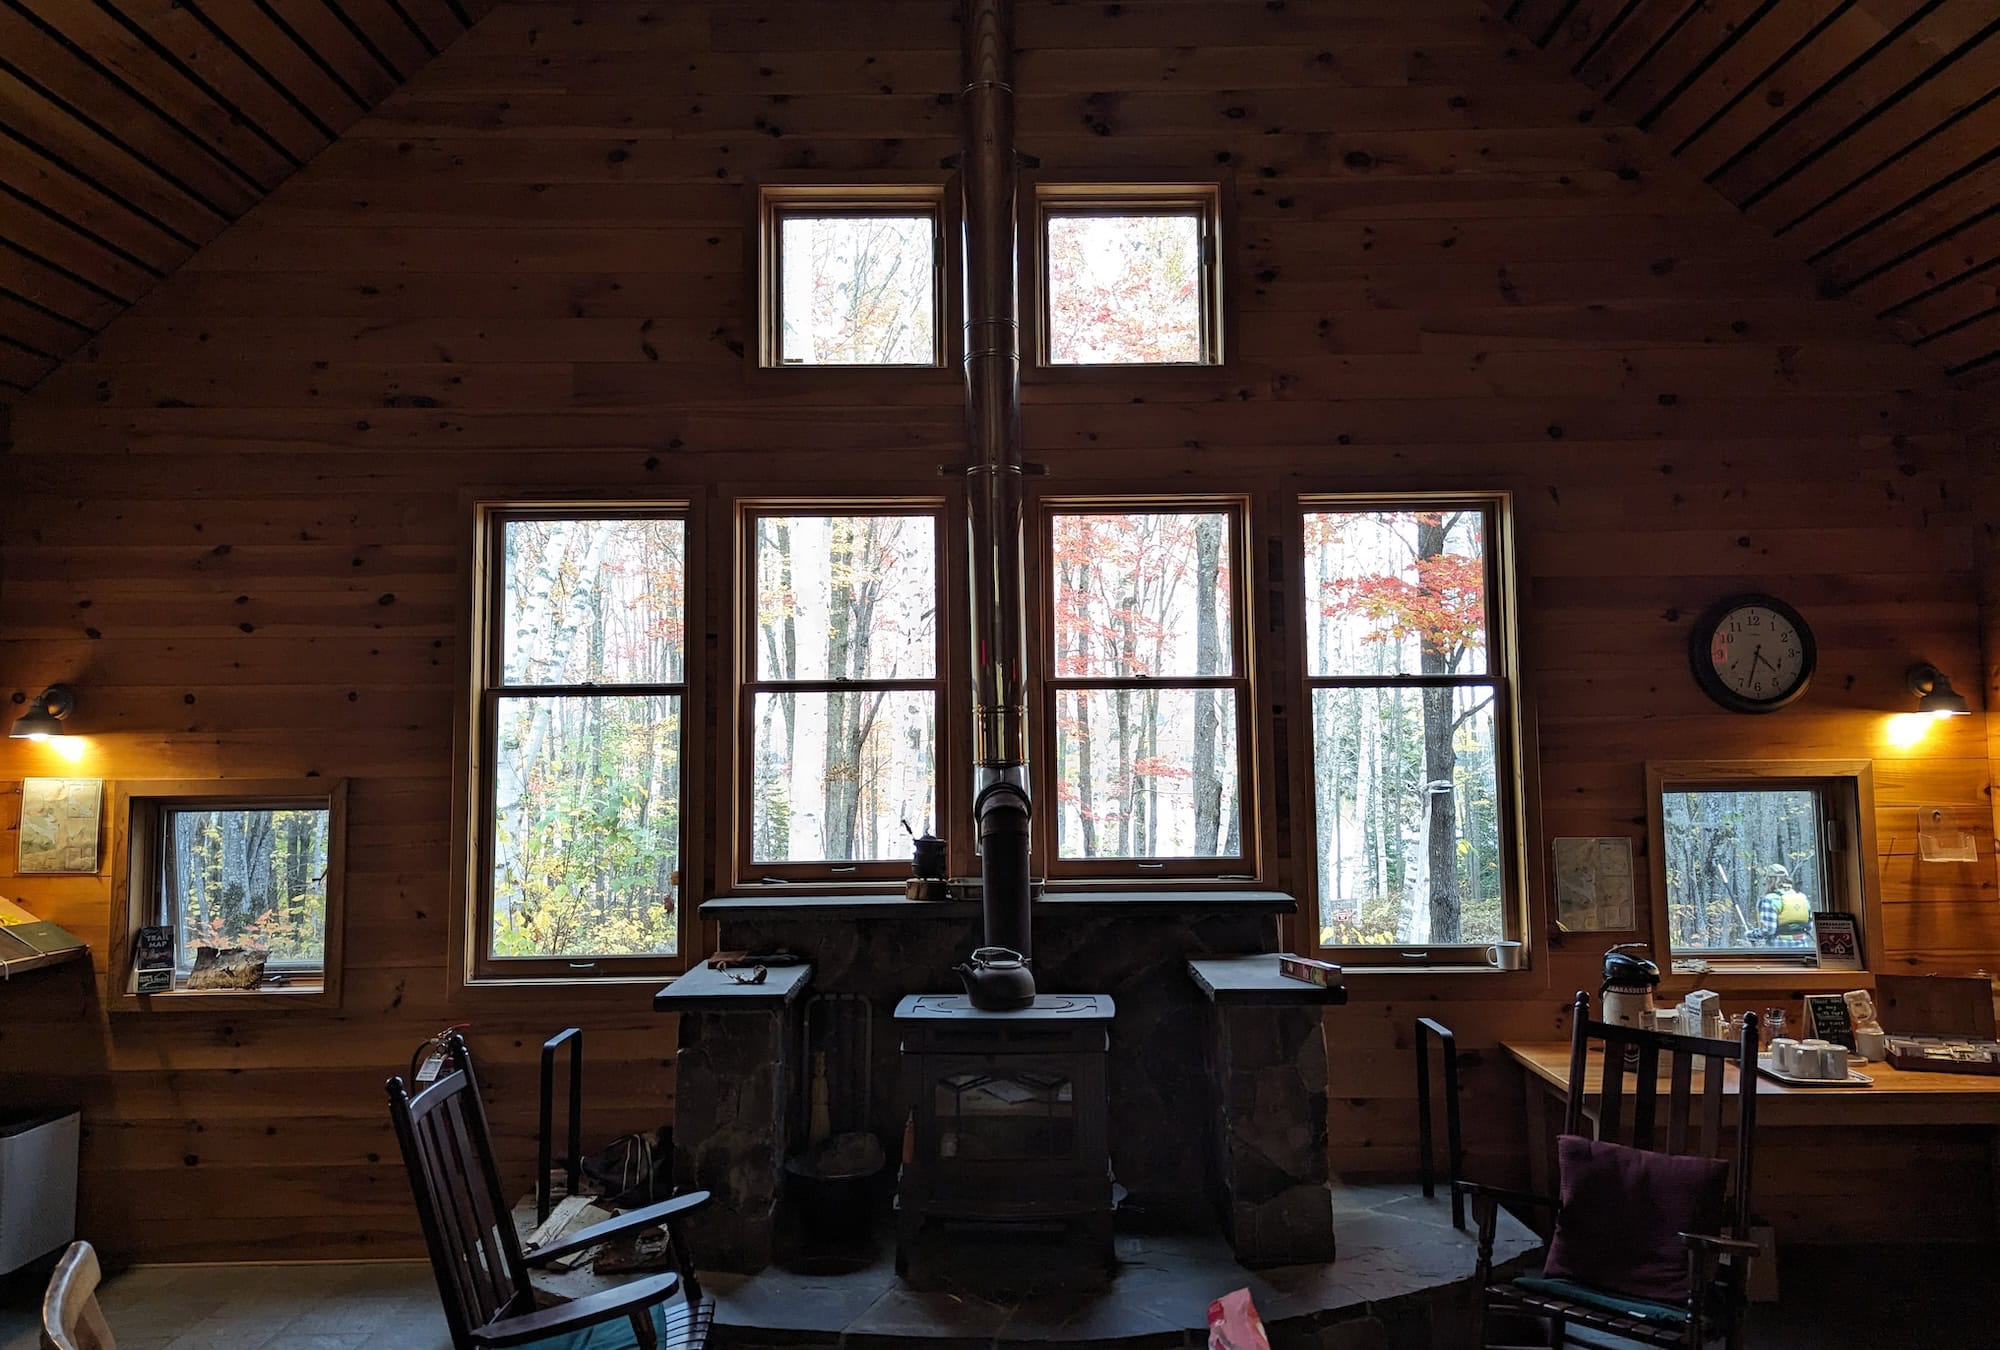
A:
969,945,1027,964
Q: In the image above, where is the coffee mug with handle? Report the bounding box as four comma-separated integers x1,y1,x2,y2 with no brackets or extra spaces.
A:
1485,940,1524,971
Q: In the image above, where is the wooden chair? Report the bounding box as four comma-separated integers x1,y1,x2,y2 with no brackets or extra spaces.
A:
41,1241,114,1350
386,1032,715,1350
1458,993,1760,1350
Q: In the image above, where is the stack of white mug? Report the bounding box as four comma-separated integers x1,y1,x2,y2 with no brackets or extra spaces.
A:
1767,1037,1848,1080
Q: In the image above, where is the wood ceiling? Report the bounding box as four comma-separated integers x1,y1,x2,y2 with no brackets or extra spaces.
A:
0,0,1995,403
0,0,494,401
1504,0,2000,387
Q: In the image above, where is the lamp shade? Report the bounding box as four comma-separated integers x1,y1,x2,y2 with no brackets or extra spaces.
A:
1906,664,1971,719
9,685,74,740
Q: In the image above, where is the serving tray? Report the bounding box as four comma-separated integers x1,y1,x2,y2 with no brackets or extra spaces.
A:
1756,1054,1873,1088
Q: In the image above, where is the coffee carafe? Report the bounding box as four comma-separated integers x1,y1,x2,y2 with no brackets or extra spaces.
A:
1600,943,1660,1031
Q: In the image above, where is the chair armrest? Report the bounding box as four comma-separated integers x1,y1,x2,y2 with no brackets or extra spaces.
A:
523,1190,713,1267
471,1271,679,1347
1452,1179,1557,1212
1681,1233,1761,1257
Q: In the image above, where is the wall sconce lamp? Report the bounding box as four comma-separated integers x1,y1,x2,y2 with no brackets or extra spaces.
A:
9,685,75,741
1906,664,1971,719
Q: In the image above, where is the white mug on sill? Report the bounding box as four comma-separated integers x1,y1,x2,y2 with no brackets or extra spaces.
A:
1485,940,1524,971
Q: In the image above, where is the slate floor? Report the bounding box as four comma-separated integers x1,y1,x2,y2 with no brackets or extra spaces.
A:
2,1186,1527,1350
3,1196,1991,1349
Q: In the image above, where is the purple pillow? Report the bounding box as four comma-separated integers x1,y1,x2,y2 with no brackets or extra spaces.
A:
1543,1134,1729,1304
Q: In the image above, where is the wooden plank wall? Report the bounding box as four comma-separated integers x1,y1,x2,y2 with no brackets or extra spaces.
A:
1502,0,2000,385
0,0,501,396
0,0,1991,1261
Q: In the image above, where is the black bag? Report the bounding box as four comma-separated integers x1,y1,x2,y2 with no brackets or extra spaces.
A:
580,1127,673,1209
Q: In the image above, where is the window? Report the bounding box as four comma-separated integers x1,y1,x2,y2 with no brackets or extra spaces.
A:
1041,502,1251,875
476,509,688,978
113,781,346,1006
1036,184,1222,366
759,186,944,367
741,506,943,881
1646,762,1875,972
1302,498,1519,958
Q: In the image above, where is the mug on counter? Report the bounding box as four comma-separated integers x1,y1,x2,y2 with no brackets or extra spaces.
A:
1484,940,1524,971
1769,1038,1801,1075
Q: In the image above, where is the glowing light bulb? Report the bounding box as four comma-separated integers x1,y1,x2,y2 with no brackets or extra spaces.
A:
1884,713,1935,750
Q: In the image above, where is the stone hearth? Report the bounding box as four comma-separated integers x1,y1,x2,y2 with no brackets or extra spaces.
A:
657,892,1343,1274
693,1186,1542,1350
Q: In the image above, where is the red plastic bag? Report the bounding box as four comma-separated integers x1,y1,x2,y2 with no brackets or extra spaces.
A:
1207,1288,1271,1350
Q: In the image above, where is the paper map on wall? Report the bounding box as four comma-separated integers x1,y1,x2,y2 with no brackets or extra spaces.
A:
17,777,103,874
1553,836,1635,932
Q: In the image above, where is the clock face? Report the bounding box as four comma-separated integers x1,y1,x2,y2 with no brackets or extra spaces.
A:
1690,595,1815,713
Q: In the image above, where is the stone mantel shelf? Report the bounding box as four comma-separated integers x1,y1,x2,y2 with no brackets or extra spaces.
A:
651,959,812,1012
699,889,1297,922
1189,955,1349,1005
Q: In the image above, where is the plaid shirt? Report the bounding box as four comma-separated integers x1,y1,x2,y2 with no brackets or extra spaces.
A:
1748,887,1813,947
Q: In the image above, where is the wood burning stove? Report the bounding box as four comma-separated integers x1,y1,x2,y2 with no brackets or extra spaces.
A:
894,993,1115,1275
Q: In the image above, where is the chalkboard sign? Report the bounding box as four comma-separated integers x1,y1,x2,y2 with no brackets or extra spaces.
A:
134,925,174,994
1803,993,1854,1050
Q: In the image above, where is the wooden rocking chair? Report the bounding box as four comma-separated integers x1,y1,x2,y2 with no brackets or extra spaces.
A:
387,1032,714,1350
1458,992,1761,1349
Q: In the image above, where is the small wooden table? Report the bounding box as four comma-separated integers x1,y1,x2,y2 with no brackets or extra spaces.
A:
1503,1041,2000,1242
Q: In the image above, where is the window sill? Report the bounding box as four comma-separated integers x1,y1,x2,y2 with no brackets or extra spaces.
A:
700,889,1296,922
118,981,332,1012
1660,969,1873,996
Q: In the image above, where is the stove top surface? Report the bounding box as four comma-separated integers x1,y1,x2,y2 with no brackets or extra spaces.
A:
895,992,1116,1022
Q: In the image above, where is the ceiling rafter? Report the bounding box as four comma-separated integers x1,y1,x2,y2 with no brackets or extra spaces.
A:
1504,0,2000,387
0,0,495,401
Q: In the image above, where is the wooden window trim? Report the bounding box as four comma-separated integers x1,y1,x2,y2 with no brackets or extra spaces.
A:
1031,494,1259,883
1029,181,1226,370
756,184,950,370
1644,759,1886,989
1294,492,1531,969
461,502,701,988
109,779,347,1013
731,498,950,888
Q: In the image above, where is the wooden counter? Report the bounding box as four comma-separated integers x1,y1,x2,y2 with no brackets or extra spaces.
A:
1503,1041,2000,1244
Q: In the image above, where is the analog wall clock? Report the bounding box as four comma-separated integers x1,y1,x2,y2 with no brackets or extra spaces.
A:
1689,593,1816,714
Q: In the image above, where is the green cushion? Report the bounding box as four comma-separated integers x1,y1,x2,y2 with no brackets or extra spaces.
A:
1511,1275,1691,1327
529,1303,675,1350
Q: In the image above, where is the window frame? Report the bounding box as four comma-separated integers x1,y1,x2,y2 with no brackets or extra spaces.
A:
1032,494,1259,882
1032,182,1225,369
1297,492,1528,968
1645,760,1884,981
110,779,347,1011
733,498,951,887
466,503,697,985
756,184,948,370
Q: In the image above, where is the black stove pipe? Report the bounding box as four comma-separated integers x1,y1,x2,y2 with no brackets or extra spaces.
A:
960,0,1034,981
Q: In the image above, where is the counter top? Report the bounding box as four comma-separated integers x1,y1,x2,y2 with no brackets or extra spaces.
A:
652,960,813,1012
1188,955,1348,1005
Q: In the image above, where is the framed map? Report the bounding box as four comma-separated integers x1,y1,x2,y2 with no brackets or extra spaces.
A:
18,778,103,874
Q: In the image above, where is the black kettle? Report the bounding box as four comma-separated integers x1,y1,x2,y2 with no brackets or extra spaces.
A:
954,947,1036,1011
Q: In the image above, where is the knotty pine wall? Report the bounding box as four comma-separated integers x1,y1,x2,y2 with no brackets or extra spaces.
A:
1,0,1993,1261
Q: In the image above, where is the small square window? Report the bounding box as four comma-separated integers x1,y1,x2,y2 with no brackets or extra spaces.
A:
1038,186,1221,366
161,804,332,975
760,189,944,368
114,781,347,1007
1661,785,1834,960
1646,764,1875,973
